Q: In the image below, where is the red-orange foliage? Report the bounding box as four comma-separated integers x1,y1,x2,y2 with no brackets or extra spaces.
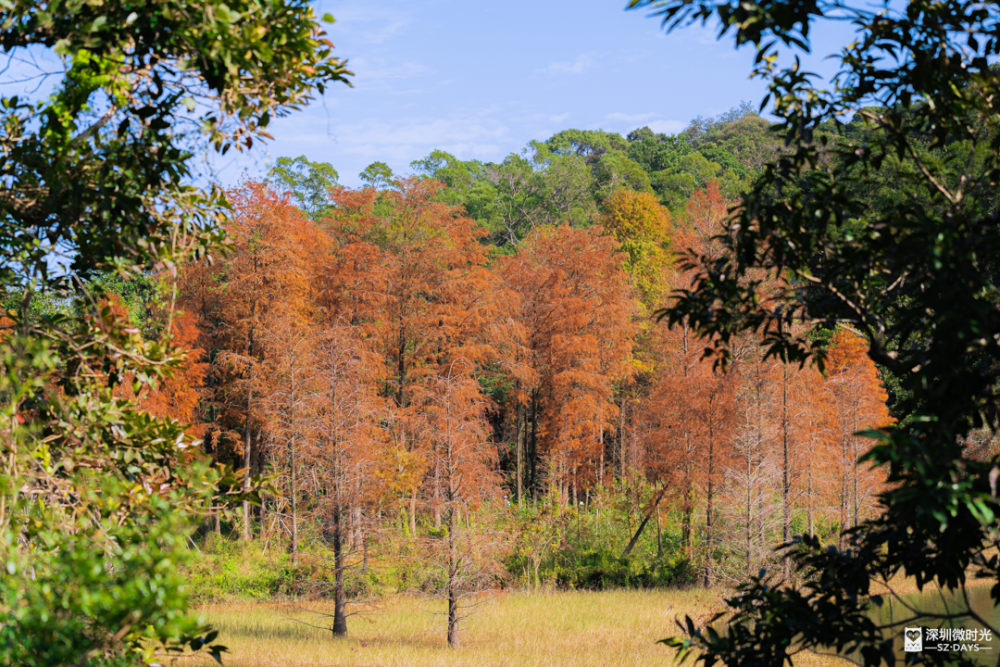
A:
165,171,898,586
322,178,520,529
823,328,892,534
179,181,325,538
502,224,639,496
642,324,738,553
139,311,209,433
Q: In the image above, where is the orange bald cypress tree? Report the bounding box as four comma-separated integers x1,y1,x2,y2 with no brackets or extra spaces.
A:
791,363,840,539
322,178,519,534
414,368,499,647
648,181,739,568
824,328,891,543
502,224,638,502
187,182,322,539
309,319,387,637
641,326,737,575
261,315,318,565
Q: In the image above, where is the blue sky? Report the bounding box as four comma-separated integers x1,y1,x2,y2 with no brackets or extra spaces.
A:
217,0,857,188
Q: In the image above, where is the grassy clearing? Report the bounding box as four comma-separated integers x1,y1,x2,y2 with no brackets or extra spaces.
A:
176,590,849,667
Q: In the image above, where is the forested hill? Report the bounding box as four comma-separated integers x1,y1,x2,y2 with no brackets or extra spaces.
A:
276,102,778,248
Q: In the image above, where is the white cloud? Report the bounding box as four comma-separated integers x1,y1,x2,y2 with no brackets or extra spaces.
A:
326,6,415,45
348,57,430,92
647,119,687,134
273,112,512,178
605,112,660,123
549,113,570,123
358,18,411,45
603,113,687,135
539,53,595,75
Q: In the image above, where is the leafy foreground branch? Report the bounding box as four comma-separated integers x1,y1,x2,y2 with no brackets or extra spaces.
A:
0,0,350,664
629,0,1000,663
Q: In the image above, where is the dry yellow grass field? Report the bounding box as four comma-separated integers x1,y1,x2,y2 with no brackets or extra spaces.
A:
174,590,850,667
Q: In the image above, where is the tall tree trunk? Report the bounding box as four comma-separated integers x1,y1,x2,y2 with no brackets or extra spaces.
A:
446,446,460,648
434,455,442,528
808,449,814,538
289,435,298,566
353,504,363,553
516,398,524,509
682,454,693,552
705,409,716,587
853,400,860,528
782,363,790,581
243,390,253,541
839,432,848,550
242,306,257,541
529,395,538,502
656,504,663,557
332,500,347,636
680,325,692,552
745,439,753,580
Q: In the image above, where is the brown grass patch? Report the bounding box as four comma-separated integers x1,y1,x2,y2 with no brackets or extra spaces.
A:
168,590,850,667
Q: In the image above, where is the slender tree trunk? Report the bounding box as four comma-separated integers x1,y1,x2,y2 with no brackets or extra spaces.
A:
839,431,848,550
680,326,692,552
808,450,814,538
853,400,859,528
748,362,761,579
409,489,417,536
447,530,459,646
243,390,253,541
682,459,693,552
516,398,524,509
599,450,605,489
362,531,369,574
353,504,363,552
782,363,791,581
705,409,715,587
529,395,538,502
434,455,442,528
242,304,257,541
290,435,298,566
331,500,347,636
446,446,460,647
745,442,753,580
622,489,666,558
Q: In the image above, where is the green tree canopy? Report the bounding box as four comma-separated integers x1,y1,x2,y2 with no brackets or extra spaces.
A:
269,155,340,218
544,128,628,162
360,161,395,189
